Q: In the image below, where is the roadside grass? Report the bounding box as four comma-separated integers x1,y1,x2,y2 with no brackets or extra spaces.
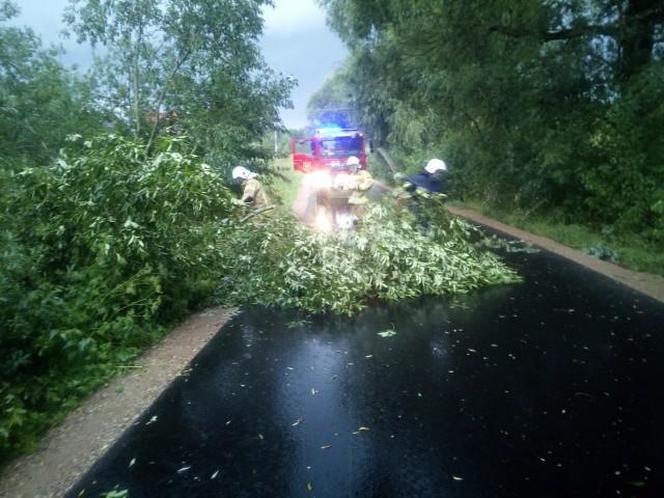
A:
267,155,302,209
450,200,664,277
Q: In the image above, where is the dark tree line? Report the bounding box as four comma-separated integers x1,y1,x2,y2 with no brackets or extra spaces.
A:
315,0,664,242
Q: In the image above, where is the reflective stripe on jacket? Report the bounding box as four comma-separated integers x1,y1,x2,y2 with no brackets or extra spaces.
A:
241,178,269,208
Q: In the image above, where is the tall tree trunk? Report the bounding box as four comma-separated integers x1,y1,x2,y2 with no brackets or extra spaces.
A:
132,62,141,137
145,50,191,157
619,0,658,81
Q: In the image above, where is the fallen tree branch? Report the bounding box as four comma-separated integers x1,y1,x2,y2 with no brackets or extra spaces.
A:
240,205,276,223
488,24,618,41
376,147,399,174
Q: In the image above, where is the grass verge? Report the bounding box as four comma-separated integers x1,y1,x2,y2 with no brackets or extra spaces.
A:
267,156,302,208
450,200,664,277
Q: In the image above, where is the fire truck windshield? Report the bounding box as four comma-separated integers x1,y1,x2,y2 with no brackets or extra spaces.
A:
320,136,363,158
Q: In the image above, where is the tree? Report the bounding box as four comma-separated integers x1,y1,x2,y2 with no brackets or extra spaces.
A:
0,1,103,165
486,0,664,82
307,64,357,128
64,0,294,161
316,0,664,239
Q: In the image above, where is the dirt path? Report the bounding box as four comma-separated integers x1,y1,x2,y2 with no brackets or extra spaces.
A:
448,206,664,303
0,307,234,498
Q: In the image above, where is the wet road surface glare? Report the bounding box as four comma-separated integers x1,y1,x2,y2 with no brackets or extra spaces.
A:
69,246,663,497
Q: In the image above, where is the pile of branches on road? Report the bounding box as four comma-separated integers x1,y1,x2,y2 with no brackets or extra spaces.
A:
216,196,520,315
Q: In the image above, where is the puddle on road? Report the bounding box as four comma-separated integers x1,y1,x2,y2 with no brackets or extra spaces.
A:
69,247,663,497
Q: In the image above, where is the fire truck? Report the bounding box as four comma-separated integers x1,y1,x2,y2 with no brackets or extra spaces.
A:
290,127,370,230
291,127,367,173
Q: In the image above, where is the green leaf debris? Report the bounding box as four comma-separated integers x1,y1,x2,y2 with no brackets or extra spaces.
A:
217,199,520,315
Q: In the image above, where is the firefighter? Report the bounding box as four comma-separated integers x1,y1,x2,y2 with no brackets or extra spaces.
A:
345,156,374,217
232,166,270,208
394,158,448,229
405,158,448,194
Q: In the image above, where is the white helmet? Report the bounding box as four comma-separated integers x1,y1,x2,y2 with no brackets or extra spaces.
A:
425,158,447,174
232,166,255,181
346,156,360,167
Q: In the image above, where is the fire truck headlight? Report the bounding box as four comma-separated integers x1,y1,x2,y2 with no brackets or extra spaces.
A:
333,173,351,190
303,170,332,190
315,208,333,233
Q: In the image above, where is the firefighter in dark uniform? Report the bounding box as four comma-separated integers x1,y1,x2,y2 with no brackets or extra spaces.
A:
394,158,448,228
406,158,448,194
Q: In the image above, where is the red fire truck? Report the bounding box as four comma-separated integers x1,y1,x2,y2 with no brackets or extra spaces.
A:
291,128,367,173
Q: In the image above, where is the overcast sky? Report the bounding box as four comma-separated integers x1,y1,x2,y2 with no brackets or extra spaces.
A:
11,0,347,129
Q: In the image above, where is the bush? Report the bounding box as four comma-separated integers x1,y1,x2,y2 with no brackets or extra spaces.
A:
581,65,664,244
0,134,234,460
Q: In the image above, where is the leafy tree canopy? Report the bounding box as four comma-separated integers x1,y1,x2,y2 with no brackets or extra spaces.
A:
315,0,664,241
64,0,295,163
0,1,104,164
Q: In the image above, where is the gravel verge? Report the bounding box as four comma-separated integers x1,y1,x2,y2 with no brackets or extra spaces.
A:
0,306,234,498
448,206,664,303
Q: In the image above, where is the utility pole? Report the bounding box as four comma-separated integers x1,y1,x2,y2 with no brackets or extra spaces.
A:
274,130,278,154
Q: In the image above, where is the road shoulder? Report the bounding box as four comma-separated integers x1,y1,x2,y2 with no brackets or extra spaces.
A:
0,306,234,498
448,206,664,303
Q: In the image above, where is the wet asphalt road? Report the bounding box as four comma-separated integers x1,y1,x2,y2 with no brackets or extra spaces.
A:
69,243,663,498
